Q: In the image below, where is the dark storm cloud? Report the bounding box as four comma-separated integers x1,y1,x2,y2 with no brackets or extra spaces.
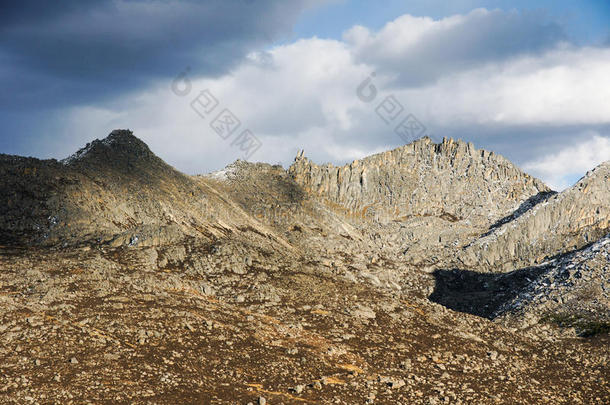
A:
0,0,326,109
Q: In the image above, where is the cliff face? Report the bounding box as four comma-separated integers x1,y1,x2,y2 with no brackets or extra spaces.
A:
289,137,549,229
288,137,610,273
462,162,610,271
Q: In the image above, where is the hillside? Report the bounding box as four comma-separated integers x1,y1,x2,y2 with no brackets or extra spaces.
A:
0,130,607,404
461,161,610,271
0,130,285,248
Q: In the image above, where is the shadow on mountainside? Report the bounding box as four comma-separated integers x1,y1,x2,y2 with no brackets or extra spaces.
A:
430,235,609,319
480,191,557,238
428,266,550,319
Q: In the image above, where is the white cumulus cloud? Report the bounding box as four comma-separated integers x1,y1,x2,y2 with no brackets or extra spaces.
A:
523,133,610,190
55,8,610,183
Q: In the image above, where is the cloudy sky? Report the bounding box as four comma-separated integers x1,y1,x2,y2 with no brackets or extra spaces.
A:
2,0,610,190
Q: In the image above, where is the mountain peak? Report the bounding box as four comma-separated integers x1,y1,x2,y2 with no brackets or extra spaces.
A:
61,129,154,166
292,137,485,168
289,136,548,227
105,128,140,144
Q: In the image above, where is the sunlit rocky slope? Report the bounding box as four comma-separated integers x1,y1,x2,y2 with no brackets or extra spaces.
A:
0,130,607,404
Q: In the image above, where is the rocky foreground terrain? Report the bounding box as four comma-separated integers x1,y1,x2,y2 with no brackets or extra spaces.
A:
0,130,608,404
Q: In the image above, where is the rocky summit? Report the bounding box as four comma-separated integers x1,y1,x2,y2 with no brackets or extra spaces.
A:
0,130,608,404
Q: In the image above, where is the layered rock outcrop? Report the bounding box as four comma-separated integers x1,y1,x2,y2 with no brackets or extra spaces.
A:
289,137,549,228
462,161,610,271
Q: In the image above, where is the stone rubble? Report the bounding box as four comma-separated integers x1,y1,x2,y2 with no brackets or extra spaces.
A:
0,130,607,404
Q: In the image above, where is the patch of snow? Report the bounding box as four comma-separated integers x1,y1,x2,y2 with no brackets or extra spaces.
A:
61,142,96,165
128,235,139,246
204,165,237,181
101,135,117,147
60,134,121,166
492,232,610,318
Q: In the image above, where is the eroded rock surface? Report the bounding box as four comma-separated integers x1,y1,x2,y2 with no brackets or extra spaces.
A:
0,130,608,404
289,137,549,228
462,162,610,270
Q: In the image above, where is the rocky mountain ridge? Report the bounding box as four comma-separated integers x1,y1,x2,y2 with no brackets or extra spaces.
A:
289,137,549,228
461,161,610,271
0,130,608,404
0,130,280,249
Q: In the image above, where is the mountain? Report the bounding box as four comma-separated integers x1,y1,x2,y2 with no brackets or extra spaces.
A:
494,233,610,331
288,137,554,267
0,130,279,248
0,130,608,404
289,137,549,227
461,161,610,271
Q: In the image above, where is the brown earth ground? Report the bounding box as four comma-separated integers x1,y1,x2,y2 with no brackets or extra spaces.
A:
0,238,607,404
